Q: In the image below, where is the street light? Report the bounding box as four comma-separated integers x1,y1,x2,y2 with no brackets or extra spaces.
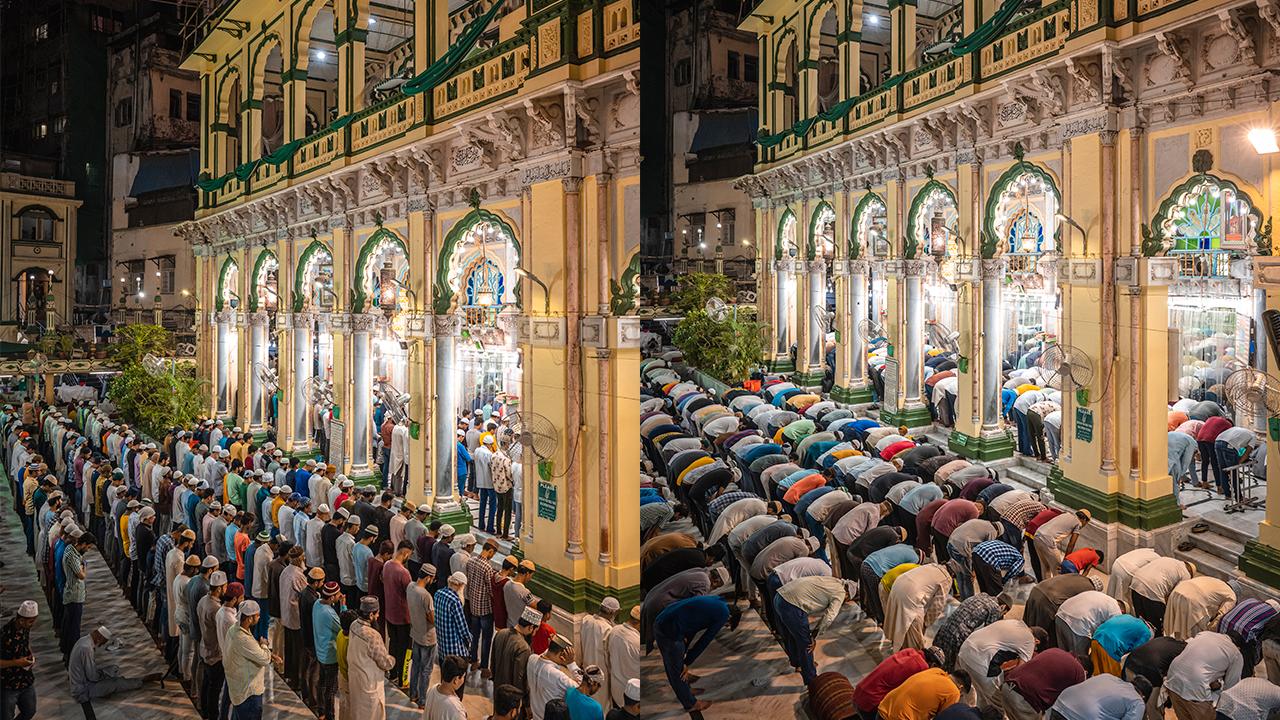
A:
1249,127,1279,155
514,267,550,315
1055,212,1089,256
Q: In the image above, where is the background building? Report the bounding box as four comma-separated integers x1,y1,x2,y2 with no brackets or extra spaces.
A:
641,0,758,304
0,0,138,321
0,173,80,335
107,7,200,340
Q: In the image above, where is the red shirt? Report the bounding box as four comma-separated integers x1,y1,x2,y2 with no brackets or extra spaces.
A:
1024,508,1063,536
783,474,826,504
1199,416,1233,443
915,499,948,549
853,648,928,712
880,440,916,461
381,559,412,625
368,557,387,607
531,622,555,654
492,576,511,628
931,499,979,537
1064,548,1101,572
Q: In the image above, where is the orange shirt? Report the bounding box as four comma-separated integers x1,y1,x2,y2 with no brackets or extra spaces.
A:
1064,547,1101,572
234,530,251,581
878,667,960,720
783,474,827,504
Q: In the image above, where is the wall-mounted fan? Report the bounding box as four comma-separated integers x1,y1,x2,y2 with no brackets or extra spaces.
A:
1038,343,1095,404
499,411,560,462
1224,368,1280,421
254,362,279,395
302,376,335,412
926,320,959,354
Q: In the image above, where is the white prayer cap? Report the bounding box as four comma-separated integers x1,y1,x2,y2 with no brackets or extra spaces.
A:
625,679,640,702
96,626,112,641
317,504,331,515
138,507,156,520
448,571,467,587
232,427,242,433
599,597,620,613
17,601,37,618
281,486,292,494
239,600,261,618
210,571,228,587
482,435,494,445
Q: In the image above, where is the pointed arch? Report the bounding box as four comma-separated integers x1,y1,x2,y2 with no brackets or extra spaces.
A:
353,227,410,313
293,238,333,311
982,159,1062,259
905,179,958,259
1149,172,1263,256
433,209,522,314
850,191,885,259
807,200,835,260
215,256,240,312
215,65,242,124
774,207,798,258
249,34,284,101
248,248,278,312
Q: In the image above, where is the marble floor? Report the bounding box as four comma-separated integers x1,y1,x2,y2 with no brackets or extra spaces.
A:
0,472,499,720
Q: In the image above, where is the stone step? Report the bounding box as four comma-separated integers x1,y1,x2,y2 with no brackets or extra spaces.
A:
1173,544,1241,584
1003,463,1049,492
1195,511,1260,546
1187,528,1246,565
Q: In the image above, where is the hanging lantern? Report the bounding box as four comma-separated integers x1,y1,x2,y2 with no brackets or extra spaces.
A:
379,260,398,316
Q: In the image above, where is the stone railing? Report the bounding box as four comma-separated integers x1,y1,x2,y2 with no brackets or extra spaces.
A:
434,41,531,118
0,172,75,198
902,54,970,110
293,126,344,178
979,1,1071,79
351,94,422,154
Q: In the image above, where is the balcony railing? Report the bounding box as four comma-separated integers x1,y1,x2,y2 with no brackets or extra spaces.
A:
434,40,531,118
351,94,422,154
979,1,1071,79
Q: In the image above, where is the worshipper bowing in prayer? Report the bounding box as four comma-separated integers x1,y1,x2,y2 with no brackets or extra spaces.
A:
883,562,955,651
1129,557,1195,635
773,575,855,684
652,594,731,714
877,664,971,720
1030,509,1090,580
1213,676,1280,720
1121,635,1187,720
1163,575,1236,641
851,646,943,718
1091,614,1154,678
1048,672,1151,720
932,593,1010,671
1055,589,1122,664
999,647,1086,720
1162,629,1246,720
954,618,1045,710
67,625,162,718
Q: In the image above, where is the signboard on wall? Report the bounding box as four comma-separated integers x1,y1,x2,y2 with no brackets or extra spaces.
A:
328,418,346,472
536,481,557,521
1075,407,1093,443
882,357,900,413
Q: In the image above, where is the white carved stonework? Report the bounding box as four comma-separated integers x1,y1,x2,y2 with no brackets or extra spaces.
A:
1203,32,1242,70
294,311,315,329
952,257,981,283
350,313,379,333
808,260,827,275
981,258,1007,279
215,310,236,324
775,259,795,273
451,144,485,174
250,311,269,327
903,259,930,278
433,314,463,337
580,316,606,348
614,317,642,349
1249,253,1280,284
831,260,850,277
848,259,870,276
1143,257,1179,286
1059,259,1102,286
1115,257,1138,285
525,317,566,347
997,101,1028,129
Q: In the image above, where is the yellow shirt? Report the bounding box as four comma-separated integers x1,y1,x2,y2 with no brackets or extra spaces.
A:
831,448,861,460
878,667,960,720
1015,383,1041,395
881,563,919,591
677,456,714,486
229,441,247,464
271,496,285,525
336,630,350,679
119,512,132,558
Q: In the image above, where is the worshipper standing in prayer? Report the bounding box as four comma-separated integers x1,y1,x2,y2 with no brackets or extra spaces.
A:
528,634,579,720
493,605,540,712
313,581,344,720
504,560,537,629
607,606,640,711
197,570,228,720
223,600,280,720
0,601,39,720
382,540,414,688
59,528,92,663
347,596,396,719
465,537,500,677
407,564,439,706
436,571,474,686
278,544,308,687
566,665,607,720
579,597,620,708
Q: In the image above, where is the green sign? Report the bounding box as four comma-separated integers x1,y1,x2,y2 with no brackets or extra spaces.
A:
1075,407,1094,443
952,433,968,446
1270,417,1280,442
536,481,557,521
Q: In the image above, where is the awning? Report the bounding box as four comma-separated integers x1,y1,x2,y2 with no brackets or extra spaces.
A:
129,150,199,197
689,109,758,153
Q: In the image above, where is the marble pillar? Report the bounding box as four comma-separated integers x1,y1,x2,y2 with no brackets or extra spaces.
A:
433,314,460,507
350,314,374,472
250,312,267,430
293,313,314,452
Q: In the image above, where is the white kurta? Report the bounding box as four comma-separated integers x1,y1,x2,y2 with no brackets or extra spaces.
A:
346,619,394,720
883,563,951,651
579,614,613,706
1164,576,1237,641
165,546,185,637
606,622,640,708
1106,548,1160,602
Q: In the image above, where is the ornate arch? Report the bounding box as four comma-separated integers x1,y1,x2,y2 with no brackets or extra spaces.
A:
292,0,340,72
248,249,277,312
982,155,1062,259
774,207,798,258
12,204,62,221
433,209,522,314
905,179,958,260
807,200,835,260
292,239,333,311
850,191,885,260
1147,171,1265,257
353,227,411,313
248,34,284,101
215,256,239,312
805,0,836,61
773,27,798,82
215,65,242,125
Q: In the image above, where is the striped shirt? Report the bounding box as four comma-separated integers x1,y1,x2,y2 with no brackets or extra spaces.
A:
972,540,1025,581
1219,598,1280,642
707,491,756,521
433,586,472,657
999,497,1047,530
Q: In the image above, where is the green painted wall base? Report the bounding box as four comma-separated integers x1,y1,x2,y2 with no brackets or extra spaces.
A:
509,545,640,614
768,358,795,373
1045,466,1182,530
879,404,933,429
349,468,383,488
791,369,825,387
832,385,875,404
948,430,1015,461
430,504,473,535
1240,539,1280,591
251,430,270,444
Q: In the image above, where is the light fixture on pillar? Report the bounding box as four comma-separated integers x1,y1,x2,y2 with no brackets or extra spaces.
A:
1056,213,1089,257
379,260,399,317
1249,127,1279,155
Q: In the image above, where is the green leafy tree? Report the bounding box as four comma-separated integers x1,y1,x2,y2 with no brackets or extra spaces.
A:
669,273,736,316
107,325,205,438
672,310,768,384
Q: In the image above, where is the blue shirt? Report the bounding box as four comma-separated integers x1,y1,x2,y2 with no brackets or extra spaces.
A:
434,587,472,657
352,542,374,591
224,522,239,562
293,512,309,548
456,442,472,480
312,601,341,664
901,483,944,514
54,538,68,593
653,595,730,639
864,544,920,578
243,541,258,597
971,540,1025,582
565,687,604,720
294,469,312,499
1092,615,1153,661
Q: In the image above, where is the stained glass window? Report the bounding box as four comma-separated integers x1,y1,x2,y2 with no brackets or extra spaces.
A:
1163,178,1257,253
1006,208,1044,254
463,258,505,308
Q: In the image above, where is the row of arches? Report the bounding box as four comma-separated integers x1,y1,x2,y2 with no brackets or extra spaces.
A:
771,160,1266,420
214,0,416,174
